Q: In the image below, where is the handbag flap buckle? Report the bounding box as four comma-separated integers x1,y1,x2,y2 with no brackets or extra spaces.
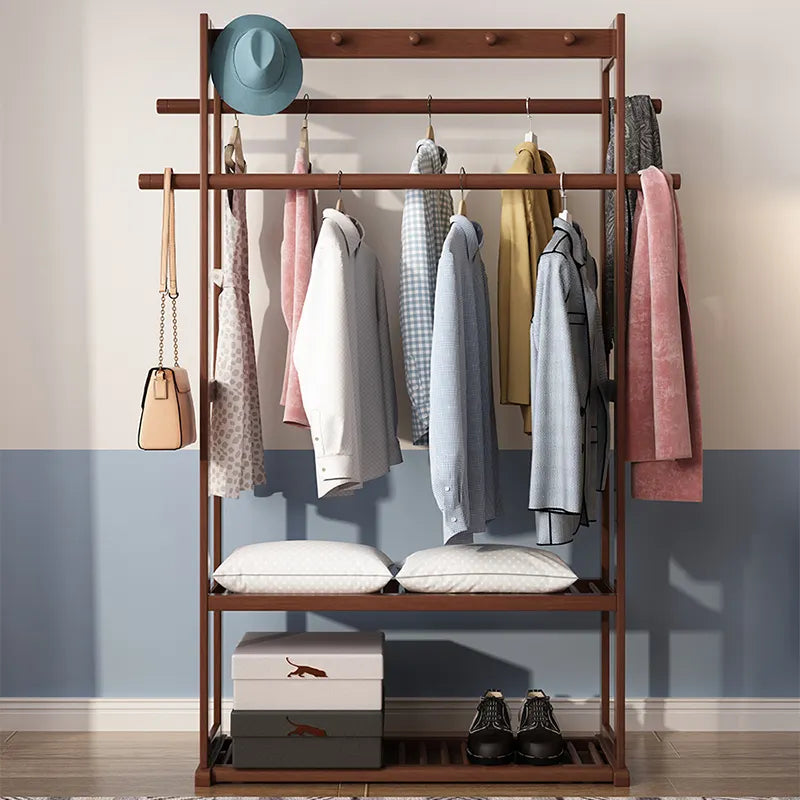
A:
154,370,168,399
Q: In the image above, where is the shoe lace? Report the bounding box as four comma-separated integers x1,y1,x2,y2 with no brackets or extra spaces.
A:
475,696,508,730
522,696,557,731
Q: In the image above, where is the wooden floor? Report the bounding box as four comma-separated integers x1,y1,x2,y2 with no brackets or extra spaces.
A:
1,730,798,796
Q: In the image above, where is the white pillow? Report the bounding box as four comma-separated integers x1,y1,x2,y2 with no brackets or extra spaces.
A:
395,544,577,594
213,541,394,594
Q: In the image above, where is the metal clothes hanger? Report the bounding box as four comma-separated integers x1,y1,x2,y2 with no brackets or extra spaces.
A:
524,97,537,145
425,94,435,142
299,93,310,154
559,172,572,224
335,170,345,212
458,166,467,216
224,112,247,173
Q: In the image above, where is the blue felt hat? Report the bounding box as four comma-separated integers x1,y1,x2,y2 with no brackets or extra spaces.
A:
210,15,303,116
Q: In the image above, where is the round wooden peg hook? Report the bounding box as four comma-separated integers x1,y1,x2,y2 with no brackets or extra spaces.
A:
408,31,421,46
563,31,577,45
484,31,498,46
330,31,343,46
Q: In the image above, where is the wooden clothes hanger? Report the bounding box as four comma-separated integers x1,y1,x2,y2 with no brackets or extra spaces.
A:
458,166,467,216
335,170,345,212
425,94,435,141
299,93,310,154
524,97,538,145
224,113,246,173
559,172,572,224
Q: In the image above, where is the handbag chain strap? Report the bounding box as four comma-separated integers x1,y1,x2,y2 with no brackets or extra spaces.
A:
158,168,180,368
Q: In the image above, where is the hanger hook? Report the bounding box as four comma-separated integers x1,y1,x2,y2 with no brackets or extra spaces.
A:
234,111,240,127
526,97,532,128
560,171,567,201
303,93,310,124
337,170,343,195
427,94,433,125
459,166,466,200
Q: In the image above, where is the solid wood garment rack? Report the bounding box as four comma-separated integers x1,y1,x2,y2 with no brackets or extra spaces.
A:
137,12,679,788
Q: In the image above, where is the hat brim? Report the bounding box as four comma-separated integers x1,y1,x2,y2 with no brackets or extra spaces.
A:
210,14,303,116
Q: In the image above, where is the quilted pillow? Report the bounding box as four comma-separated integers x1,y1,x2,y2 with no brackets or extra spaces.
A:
213,540,394,594
395,544,577,593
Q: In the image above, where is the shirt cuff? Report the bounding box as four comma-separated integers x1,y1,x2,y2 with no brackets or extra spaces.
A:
441,503,468,537
316,453,356,481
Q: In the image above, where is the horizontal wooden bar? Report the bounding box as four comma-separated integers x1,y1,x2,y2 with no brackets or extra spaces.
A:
207,735,612,783
211,763,613,783
155,97,661,115
139,171,681,191
208,582,616,612
245,28,617,59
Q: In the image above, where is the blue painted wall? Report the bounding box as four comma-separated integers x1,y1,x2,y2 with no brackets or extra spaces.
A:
1,450,798,698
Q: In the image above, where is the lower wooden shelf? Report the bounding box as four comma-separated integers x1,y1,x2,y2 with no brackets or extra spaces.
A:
200,734,622,784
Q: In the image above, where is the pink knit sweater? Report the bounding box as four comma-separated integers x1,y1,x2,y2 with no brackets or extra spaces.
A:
626,167,702,501
280,146,316,427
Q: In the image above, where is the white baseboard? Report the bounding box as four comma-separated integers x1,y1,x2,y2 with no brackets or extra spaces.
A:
1,696,798,733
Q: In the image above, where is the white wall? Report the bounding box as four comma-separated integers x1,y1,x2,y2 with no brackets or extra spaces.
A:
2,0,799,451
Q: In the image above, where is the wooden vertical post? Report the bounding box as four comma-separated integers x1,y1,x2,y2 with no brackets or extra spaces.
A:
599,62,611,734
212,88,223,731
612,11,629,787
198,11,210,775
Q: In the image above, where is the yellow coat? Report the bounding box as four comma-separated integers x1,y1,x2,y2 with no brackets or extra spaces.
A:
497,142,560,434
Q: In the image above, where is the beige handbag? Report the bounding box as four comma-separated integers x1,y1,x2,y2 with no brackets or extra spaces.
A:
138,168,197,450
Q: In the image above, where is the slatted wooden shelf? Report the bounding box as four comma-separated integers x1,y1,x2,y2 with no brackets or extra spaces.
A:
208,578,616,611
205,734,613,783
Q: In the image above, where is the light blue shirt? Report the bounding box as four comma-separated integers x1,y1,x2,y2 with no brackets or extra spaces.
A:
429,215,501,542
399,139,453,445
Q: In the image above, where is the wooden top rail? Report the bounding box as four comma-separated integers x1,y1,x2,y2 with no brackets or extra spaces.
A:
208,27,616,59
138,171,681,191
155,97,661,115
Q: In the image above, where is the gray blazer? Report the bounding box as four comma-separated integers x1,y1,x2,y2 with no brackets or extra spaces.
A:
529,218,609,545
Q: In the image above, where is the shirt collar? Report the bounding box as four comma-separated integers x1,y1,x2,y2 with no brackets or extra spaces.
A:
323,207,364,255
450,214,483,259
415,138,448,172
553,216,586,265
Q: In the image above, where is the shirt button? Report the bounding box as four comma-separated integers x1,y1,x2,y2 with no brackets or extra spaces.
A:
314,436,319,442
444,486,451,492
321,467,326,473
451,517,457,523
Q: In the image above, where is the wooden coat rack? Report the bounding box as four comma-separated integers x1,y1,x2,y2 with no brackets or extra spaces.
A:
138,12,683,788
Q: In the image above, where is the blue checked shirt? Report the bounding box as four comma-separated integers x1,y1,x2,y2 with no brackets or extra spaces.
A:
400,139,453,445
429,216,501,542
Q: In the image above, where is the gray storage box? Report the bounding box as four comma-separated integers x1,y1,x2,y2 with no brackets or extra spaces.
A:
231,709,383,769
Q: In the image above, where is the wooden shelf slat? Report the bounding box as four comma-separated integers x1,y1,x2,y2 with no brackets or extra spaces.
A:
208,735,613,783
208,578,615,611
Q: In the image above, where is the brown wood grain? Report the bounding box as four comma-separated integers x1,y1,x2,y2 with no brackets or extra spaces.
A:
156,97,662,115
207,579,616,612
286,28,615,59
138,172,681,191
197,11,210,771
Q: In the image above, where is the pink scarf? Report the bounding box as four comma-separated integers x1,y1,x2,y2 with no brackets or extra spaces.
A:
626,167,702,501
280,146,316,427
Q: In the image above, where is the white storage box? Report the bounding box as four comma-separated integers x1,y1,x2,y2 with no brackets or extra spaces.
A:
232,631,384,711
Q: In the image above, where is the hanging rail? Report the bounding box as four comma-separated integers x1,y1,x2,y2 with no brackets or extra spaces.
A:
138,171,680,191
155,97,661,115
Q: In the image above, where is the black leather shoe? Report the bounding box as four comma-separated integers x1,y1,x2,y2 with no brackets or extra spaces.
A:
466,690,515,765
516,689,566,765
